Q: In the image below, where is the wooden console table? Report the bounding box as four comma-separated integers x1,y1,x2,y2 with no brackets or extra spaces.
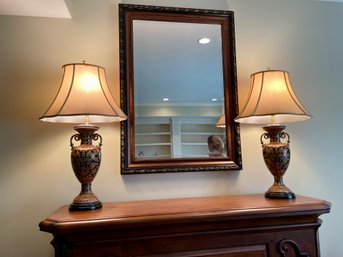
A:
39,194,331,257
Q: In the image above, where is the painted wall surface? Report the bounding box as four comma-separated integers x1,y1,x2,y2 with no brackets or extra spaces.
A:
135,105,223,117
0,0,341,256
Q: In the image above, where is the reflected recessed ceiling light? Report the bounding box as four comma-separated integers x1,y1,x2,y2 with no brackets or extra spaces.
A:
198,37,211,44
163,98,169,102
212,98,218,102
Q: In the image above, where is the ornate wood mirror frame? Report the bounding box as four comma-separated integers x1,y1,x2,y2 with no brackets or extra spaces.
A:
119,4,242,174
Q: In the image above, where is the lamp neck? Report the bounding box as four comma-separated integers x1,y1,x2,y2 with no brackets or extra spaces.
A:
263,125,286,142
73,124,99,145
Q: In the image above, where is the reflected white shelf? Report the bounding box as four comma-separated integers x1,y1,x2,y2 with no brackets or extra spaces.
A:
136,132,170,136
136,143,171,146
181,142,207,146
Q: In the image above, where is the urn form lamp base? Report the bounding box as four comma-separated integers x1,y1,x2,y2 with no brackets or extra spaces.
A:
261,125,295,200
69,124,103,211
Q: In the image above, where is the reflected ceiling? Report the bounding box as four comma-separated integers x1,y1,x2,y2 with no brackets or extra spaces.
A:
133,21,224,106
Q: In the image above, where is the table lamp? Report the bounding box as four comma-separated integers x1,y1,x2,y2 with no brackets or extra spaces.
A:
235,70,312,199
216,114,226,128
40,62,127,210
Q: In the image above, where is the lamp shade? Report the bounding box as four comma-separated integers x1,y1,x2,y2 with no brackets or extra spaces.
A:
235,70,312,124
40,62,127,123
216,114,226,128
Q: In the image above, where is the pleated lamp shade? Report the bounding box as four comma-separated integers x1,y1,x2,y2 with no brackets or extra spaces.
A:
40,62,126,124
235,70,312,124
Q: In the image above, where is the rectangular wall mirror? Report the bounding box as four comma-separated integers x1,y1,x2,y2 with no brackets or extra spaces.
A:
119,4,242,174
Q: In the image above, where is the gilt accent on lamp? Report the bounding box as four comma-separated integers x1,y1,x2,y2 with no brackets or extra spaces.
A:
40,62,127,210
235,70,312,199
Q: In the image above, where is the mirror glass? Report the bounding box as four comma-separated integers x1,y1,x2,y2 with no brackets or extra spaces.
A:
120,4,242,174
134,21,225,159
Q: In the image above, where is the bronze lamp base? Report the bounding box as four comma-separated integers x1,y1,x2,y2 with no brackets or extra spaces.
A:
69,124,103,211
261,125,295,199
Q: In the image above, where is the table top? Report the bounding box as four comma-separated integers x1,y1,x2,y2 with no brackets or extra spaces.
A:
40,194,331,233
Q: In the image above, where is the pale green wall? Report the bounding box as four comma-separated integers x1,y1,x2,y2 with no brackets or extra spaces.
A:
0,0,341,256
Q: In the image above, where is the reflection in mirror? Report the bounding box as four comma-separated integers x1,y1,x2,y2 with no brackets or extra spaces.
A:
119,4,242,174
134,20,225,159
